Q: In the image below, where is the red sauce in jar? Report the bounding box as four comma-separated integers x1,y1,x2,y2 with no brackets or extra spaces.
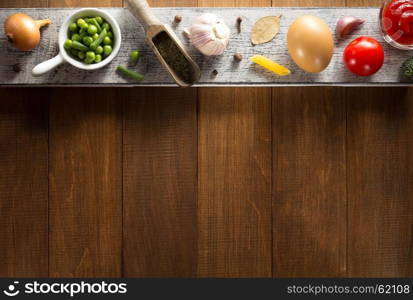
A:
382,0,413,45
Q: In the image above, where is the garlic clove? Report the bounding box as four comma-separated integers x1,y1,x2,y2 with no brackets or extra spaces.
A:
336,16,364,39
213,22,230,40
190,13,230,56
202,40,226,56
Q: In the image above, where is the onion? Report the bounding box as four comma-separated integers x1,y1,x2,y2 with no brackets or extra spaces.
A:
336,16,364,39
4,13,51,51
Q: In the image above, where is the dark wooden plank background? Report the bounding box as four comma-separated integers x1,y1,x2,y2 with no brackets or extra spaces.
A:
198,0,272,278
1,0,412,278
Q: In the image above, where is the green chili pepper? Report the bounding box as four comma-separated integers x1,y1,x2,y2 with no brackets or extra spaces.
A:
117,66,144,81
89,28,107,51
71,40,89,52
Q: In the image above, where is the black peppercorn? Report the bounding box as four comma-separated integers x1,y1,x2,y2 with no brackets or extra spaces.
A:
236,16,242,33
12,63,21,73
174,15,182,23
234,53,243,62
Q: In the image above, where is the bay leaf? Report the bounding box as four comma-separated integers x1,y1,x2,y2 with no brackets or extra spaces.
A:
251,15,281,45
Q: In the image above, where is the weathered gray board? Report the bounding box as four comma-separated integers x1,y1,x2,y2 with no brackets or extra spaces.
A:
0,7,412,87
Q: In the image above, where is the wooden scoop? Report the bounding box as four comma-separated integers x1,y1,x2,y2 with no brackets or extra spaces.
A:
126,0,201,87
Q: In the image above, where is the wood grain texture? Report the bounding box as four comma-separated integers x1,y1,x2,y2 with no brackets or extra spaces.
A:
49,88,122,277
123,88,197,277
47,0,123,279
346,0,381,6
198,87,272,277
48,0,120,7
122,0,198,278
0,89,49,277
198,0,271,278
273,0,343,6
347,88,413,277
272,0,347,278
148,0,195,6
0,0,48,278
346,0,413,278
273,87,347,277
1,0,47,7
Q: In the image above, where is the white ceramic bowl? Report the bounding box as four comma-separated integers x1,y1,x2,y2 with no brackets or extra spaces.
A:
32,8,121,76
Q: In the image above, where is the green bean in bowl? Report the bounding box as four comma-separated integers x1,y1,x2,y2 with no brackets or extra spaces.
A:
64,16,114,64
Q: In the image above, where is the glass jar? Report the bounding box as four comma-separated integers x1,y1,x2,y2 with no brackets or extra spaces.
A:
380,0,413,50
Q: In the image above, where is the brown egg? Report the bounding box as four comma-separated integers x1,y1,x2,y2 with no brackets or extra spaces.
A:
287,15,334,73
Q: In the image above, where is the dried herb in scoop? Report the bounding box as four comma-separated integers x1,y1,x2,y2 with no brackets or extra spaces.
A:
152,31,193,84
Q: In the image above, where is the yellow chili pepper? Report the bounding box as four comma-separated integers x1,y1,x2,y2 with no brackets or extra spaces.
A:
250,55,291,76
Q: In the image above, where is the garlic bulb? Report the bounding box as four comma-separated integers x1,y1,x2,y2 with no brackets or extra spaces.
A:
189,13,231,56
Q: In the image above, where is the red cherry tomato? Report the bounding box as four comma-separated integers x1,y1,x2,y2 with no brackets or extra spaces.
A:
343,37,384,76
